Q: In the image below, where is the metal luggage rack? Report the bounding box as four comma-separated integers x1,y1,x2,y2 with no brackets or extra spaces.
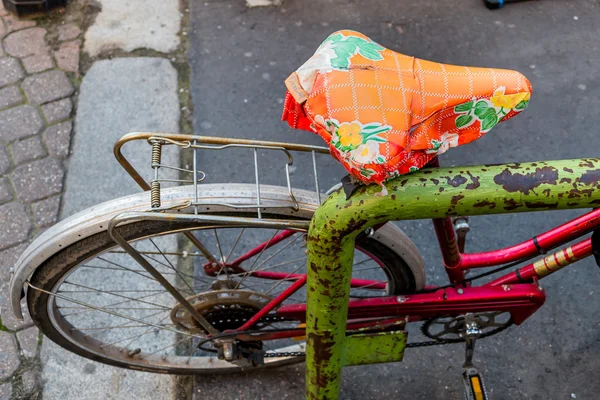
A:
114,132,331,218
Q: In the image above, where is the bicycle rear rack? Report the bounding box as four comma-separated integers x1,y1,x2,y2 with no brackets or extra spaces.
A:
114,132,331,218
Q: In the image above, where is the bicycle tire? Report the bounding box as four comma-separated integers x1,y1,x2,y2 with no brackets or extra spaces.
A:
27,185,425,374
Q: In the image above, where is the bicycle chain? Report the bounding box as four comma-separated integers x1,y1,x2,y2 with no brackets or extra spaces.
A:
263,336,454,358
263,317,514,358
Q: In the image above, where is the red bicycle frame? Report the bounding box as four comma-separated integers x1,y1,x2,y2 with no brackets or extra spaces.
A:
203,175,600,335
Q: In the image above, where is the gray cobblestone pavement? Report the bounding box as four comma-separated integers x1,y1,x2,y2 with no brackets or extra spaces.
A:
0,2,82,397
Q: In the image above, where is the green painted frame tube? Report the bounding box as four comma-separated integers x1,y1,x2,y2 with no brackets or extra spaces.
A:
305,159,600,399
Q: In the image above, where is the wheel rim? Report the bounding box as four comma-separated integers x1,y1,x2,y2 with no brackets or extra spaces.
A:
41,224,400,372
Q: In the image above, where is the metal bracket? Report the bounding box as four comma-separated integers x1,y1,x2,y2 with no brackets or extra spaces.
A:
453,216,470,253
341,330,408,366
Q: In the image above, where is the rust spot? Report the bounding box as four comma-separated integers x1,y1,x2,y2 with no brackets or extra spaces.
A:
444,175,468,187
503,198,519,211
431,178,440,185
423,170,433,174
579,169,600,186
493,166,559,195
579,160,594,168
473,200,497,209
451,195,465,205
568,188,595,198
525,201,559,209
542,189,551,197
343,201,353,209
359,200,364,205
391,194,397,200
567,202,579,206
308,331,334,366
559,177,572,184
465,172,481,190
590,199,600,205
563,167,574,173
439,187,445,192
337,218,367,239
531,163,538,166
400,179,409,187
505,163,522,170
419,178,427,182
481,168,488,172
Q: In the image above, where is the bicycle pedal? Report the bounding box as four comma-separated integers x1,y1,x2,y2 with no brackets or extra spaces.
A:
462,367,489,400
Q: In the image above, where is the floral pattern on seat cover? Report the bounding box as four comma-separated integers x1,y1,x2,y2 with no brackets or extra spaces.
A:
282,30,532,194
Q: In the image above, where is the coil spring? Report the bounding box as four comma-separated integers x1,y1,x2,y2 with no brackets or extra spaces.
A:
151,141,162,167
151,181,161,208
151,141,162,208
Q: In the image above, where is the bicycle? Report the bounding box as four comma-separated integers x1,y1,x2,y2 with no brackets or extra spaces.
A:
8,31,600,399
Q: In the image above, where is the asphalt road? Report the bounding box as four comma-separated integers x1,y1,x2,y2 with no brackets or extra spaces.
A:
188,0,600,398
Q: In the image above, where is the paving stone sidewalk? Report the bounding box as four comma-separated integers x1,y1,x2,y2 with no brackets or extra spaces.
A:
0,3,82,398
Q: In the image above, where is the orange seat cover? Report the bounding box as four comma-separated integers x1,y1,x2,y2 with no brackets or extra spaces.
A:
282,30,532,191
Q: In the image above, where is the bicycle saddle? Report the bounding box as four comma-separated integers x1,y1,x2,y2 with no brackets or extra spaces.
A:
282,30,532,192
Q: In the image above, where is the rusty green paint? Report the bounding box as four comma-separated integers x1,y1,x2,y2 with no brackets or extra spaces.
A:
342,330,407,366
305,159,600,400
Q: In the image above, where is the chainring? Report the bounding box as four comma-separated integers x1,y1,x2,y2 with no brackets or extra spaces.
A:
421,311,513,343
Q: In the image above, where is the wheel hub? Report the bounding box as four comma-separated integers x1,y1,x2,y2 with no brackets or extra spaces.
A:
170,290,274,334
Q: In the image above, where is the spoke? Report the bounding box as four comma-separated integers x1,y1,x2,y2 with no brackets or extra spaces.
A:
352,266,381,273
233,229,280,289
264,291,305,304
241,276,302,288
226,257,307,278
109,250,205,257
213,229,226,262
142,253,211,285
121,313,182,350
79,264,199,291
351,258,374,268
59,291,171,318
62,281,172,310
102,314,173,349
28,283,201,339
59,289,168,293
142,336,193,359
79,264,155,278
149,238,196,295
186,338,203,363
351,281,386,291
60,307,167,310
75,323,175,331
80,309,167,337
96,256,160,283
264,263,305,295
250,233,303,275
226,228,246,262
236,230,303,290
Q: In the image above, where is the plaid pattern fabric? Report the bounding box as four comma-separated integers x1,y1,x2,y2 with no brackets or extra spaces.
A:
283,30,532,190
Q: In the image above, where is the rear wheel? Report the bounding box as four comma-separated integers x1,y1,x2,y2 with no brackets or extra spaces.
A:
28,209,424,374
